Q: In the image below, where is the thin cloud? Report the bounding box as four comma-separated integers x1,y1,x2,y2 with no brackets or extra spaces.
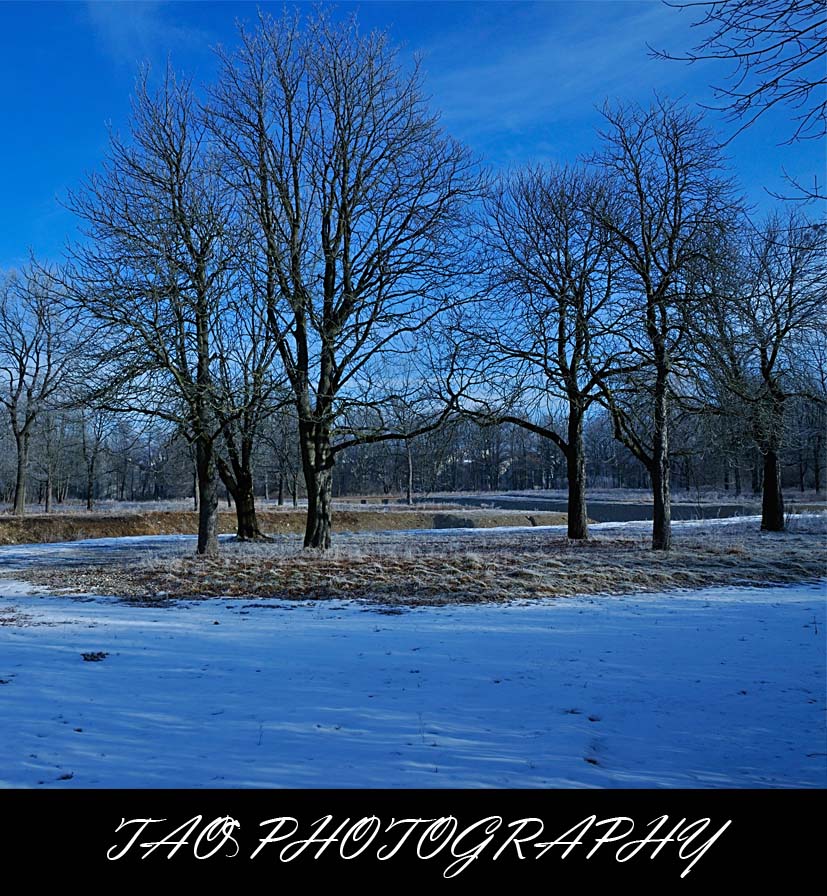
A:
85,0,209,68
417,1,713,145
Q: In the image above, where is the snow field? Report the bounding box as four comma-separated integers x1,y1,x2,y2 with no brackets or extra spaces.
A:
1,579,824,788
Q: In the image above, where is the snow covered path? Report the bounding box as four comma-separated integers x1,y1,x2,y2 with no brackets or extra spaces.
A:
1,578,824,789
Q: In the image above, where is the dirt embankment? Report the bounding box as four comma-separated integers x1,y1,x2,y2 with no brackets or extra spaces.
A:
0,508,567,546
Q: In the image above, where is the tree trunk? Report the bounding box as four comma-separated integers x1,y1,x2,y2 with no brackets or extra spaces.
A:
406,440,414,506
492,433,501,490
234,487,262,540
760,449,785,531
233,470,265,540
86,458,95,511
195,439,219,556
300,419,334,550
566,405,589,540
814,436,822,494
277,473,284,507
12,431,29,516
304,465,333,549
45,467,53,514
651,461,672,551
217,457,266,541
651,384,671,551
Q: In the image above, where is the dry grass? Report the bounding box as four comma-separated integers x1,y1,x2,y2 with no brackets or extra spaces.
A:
0,507,566,546
14,516,827,606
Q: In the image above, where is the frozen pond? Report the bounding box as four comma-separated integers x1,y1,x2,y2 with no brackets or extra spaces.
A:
424,494,765,521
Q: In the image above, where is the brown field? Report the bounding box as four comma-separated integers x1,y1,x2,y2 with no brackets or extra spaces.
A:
15,515,827,606
0,507,567,546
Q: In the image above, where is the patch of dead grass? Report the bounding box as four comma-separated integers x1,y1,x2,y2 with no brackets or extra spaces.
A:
13,519,827,606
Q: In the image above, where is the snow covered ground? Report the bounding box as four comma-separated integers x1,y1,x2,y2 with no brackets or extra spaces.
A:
1,564,824,788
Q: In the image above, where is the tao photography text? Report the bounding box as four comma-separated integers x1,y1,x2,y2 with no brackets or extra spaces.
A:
107,812,732,878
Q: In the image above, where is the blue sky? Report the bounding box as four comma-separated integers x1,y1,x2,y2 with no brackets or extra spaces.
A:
1,0,824,269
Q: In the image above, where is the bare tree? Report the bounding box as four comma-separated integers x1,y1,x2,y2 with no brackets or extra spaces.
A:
212,273,286,540
64,67,241,555
457,163,622,539
207,10,480,549
691,209,826,530
259,405,303,508
652,1,826,143
796,317,827,493
592,98,740,550
77,408,113,512
31,409,70,513
0,268,79,516
107,416,146,503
